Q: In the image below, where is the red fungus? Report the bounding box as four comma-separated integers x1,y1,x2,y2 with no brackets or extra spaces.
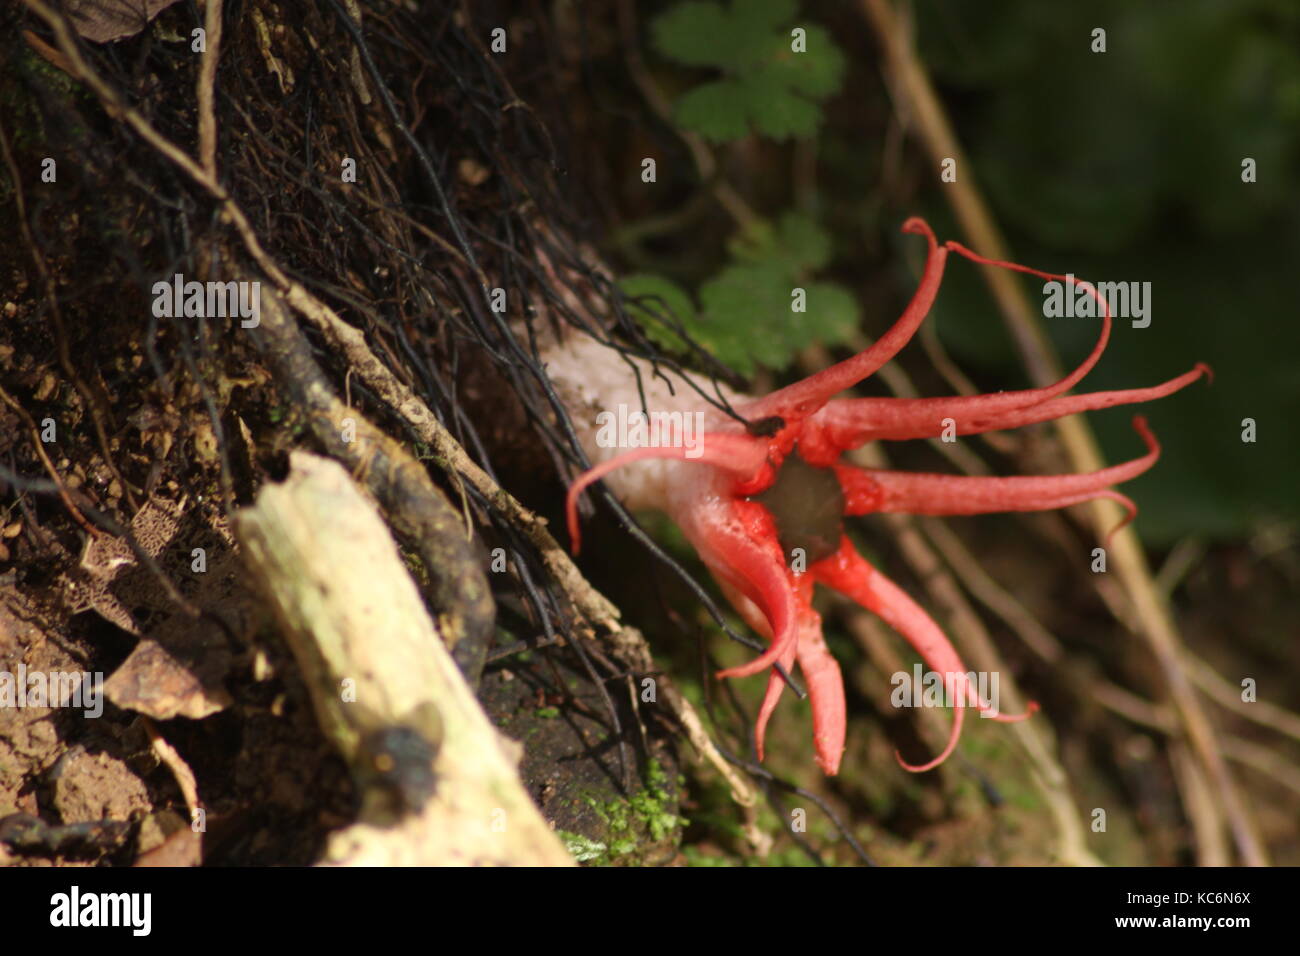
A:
557,218,1210,776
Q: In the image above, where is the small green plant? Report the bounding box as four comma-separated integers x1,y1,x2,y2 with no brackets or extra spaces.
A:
652,0,846,142
557,831,609,863
625,758,688,843
567,759,687,864
620,212,858,374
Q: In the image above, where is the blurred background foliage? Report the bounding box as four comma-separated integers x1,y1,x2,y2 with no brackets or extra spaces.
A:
911,0,1300,544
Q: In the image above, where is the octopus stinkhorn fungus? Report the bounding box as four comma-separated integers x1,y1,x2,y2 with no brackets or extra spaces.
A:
547,218,1210,776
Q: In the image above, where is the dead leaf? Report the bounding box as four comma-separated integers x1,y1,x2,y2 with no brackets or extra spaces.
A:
65,0,184,44
105,635,232,720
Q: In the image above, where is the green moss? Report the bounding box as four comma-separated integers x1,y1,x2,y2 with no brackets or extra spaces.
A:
556,831,608,863
573,758,686,865
625,759,687,843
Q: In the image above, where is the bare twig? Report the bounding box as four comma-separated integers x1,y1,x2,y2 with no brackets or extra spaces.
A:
197,0,224,178
1188,653,1300,745
143,717,202,817
1222,736,1300,798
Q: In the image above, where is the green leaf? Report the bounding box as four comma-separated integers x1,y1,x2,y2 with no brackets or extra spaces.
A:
651,2,737,68
766,25,846,97
697,264,795,372
620,274,696,324
619,273,697,352
730,211,832,273
654,0,799,69
675,80,754,143
774,210,833,271
724,0,801,65
745,0,801,35
744,71,823,140
795,282,859,346
621,213,857,375
652,0,845,142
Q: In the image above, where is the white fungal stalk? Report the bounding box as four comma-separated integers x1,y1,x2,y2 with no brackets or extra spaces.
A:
541,330,749,514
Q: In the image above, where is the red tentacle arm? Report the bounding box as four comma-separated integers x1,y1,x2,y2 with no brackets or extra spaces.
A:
755,641,798,763
809,363,1209,449
792,232,1131,464
835,416,1159,524
813,537,1035,772
795,615,847,775
676,497,802,681
751,604,847,775
739,218,947,426
721,568,846,775
565,432,768,553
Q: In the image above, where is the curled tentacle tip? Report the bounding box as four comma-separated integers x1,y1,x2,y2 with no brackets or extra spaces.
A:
895,701,964,773
900,217,934,239
1130,413,1156,436
894,749,949,774
983,699,1039,723
1195,361,1215,385
1129,414,1159,453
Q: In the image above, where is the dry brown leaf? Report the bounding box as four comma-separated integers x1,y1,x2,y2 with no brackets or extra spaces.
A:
104,635,232,720
65,0,184,44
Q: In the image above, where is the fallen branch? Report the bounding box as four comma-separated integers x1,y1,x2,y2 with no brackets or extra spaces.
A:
235,451,572,865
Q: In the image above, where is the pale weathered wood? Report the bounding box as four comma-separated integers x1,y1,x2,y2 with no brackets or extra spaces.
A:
234,451,571,865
